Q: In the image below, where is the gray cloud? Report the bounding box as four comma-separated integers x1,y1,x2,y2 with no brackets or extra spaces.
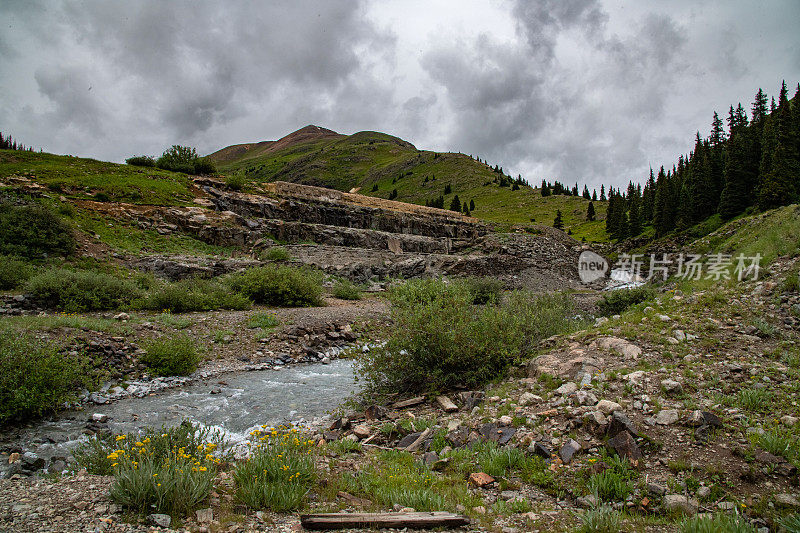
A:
0,0,797,190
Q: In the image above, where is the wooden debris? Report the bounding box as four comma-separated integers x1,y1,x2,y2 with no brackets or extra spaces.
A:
436,395,458,412
336,491,372,507
392,396,426,409
404,427,432,452
300,512,470,530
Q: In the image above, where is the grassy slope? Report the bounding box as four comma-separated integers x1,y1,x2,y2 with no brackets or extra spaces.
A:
212,131,609,242
0,150,194,206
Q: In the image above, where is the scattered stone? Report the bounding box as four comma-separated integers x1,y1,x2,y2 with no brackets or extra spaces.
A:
458,391,485,410
422,451,439,466
576,494,599,509
658,315,672,322
113,312,130,321
530,442,552,460
469,472,495,488
436,395,458,413
596,400,622,415
364,405,388,421
555,382,577,395
148,513,171,528
559,439,581,464
607,431,643,463
594,317,609,327
780,415,798,427
655,409,680,425
647,482,667,496
686,410,706,428
498,415,513,426
352,425,371,439
696,486,711,499
607,410,638,438
673,330,686,341
662,494,699,515
661,379,683,395
519,392,539,406
774,493,800,509
478,423,516,445
196,508,213,524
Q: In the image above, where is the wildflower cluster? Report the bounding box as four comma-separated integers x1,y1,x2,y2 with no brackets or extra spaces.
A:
233,425,318,512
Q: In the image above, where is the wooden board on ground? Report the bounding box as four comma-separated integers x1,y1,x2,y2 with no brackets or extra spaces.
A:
392,396,426,409
300,512,470,530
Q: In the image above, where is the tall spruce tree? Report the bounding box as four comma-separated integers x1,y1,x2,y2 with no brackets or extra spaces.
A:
587,201,596,221
553,210,564,230
758,81,800,210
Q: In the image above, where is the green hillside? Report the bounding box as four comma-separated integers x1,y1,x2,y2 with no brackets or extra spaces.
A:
0,150,195,206
209,126,609,241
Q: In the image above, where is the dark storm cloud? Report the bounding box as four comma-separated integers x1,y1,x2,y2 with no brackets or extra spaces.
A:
420,1,690,189
0,1,797,188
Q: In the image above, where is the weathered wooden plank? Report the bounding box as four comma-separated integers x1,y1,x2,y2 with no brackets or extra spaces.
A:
404,427,432,452
392,396,426,409
300,512,470,530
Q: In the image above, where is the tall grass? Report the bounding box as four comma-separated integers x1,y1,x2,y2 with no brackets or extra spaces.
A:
26,268,141,312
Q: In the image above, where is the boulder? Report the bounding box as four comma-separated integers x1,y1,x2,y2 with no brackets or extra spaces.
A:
596,400,622,415
662,494,698,515
607,431,643,463
655,409,680,425
559,439,581,464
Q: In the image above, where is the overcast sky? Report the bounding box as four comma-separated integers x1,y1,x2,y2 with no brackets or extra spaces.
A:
1,1,798,191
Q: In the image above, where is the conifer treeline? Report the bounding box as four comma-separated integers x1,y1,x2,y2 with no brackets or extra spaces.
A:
0,132,37,152
605,81,800,240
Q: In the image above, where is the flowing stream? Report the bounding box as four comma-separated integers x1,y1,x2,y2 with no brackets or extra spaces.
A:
6,359,358,463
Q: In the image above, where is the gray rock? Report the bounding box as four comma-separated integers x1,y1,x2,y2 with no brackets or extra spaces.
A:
576,494,599,509
607,411,637,438
774,493,800,509
148,513,171,528
661,379,683,395
647,482,667,496
555,382,578,395
607,430,642,463
596,400,622,415
559,439,581,464
663,494,699,515
696,486,711,499
519,392,539,406
655,409,680,425
575,390,598,406
196,508,213,524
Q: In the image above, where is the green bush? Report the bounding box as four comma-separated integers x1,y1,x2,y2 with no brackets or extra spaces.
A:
156,145,198,174
356,279,579,395
26,268,141,311
247,312,280,329
0,330,91,422
0,255,33,290
225,173,246,191
332,279,362,300
192,158,216,175
234,427,317,511
125,155,156,167
228,265,323,307
140,335,201,376
136,278,251,313
0,204,76,258
597,286,655,316
462,276,503,304
262,246,291,262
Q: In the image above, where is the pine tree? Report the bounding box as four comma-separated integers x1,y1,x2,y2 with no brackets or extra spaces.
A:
553,209,564,230
627,194,641,236
592,189,597,201
653,166,670,237
718,126,754,219
599,185,606,201
582,185,590,199
469,199,475,211
449,195,461,212
586,201,595,221
540,179,551,196
758,81,800,210
444,183,452,195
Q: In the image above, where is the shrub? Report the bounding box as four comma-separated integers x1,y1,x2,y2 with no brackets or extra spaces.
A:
228,265,323,307
462,276,503,304
225,173,246,191
356,279,578,396
156,145,198,174
136,278,251,313
26,268,141,311
0,204,76,258
597,286,655,316
0,255,33,290
0,331,91,422
140,335,201,376
332,279,362,300
234,427,317,511
262,246,291,262
192,158,216,175
125,155,156,167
